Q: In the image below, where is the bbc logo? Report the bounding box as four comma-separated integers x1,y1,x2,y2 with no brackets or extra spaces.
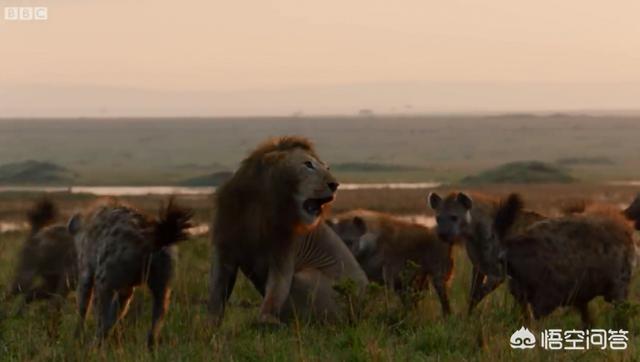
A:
4,7,48,21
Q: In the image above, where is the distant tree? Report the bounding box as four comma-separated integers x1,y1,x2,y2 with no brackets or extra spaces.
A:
358,109,374,117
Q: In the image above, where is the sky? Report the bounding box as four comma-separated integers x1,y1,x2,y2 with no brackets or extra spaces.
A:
1,0,639,116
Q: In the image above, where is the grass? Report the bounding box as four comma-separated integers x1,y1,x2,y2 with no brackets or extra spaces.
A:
1,232,638,361
1,186,640,360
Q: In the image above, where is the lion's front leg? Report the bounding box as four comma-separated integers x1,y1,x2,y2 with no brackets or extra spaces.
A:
259,254,294,324
208,248,239,326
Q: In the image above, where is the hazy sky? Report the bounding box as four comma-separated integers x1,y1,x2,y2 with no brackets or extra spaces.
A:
1,0,639,116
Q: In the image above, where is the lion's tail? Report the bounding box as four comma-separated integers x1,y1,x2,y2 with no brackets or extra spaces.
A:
493,193,524,241
27,198,58,234
154,198,194,249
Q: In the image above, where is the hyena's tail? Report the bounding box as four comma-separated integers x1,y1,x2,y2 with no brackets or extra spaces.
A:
154,197,194,249
623,194,640,269
493,193,524,241
623,193,640,231
27,198,58,234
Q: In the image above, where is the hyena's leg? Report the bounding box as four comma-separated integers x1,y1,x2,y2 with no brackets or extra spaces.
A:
468,266,485,315
50,273,74,312
381,264,402,292
147,284,171,349
75,270,95,337
8,267,37,305
530,293,557,322
507,279,531,323
472,274,504,312
116,288,134,322
576,302,592,328
146,250,174,349
12,286,50,317
431,275,451,317
11,270,44,316
20,274,64,315
95,285,119,343
23,286,52,303
94,286,133,345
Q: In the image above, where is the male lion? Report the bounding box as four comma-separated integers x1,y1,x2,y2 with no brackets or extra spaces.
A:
209,136,368,325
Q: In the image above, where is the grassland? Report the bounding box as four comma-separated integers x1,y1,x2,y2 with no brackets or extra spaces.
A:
1,114,640,185
1,184,640,361
1,115,640,360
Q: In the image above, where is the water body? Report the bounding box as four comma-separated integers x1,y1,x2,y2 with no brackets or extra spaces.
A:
0,221,27,233
0,215,435,234
0,183,440,196
0,221,211,236
0,183,439,234
608,181,640,187
396,215,436,228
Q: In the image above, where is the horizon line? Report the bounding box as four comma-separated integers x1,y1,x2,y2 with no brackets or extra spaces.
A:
1,109,640,120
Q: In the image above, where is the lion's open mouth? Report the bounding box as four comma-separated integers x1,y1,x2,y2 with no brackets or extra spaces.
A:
303,196,334,216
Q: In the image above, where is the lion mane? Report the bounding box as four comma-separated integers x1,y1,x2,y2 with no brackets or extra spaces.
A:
213,136,320,256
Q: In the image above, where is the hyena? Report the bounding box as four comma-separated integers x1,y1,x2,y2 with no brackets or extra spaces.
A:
7,198,77,305
328,209,453,316
67,198,192,348
495,194,640,326
427,192,544,314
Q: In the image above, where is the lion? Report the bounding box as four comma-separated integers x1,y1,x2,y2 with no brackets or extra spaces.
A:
327,209,454,316
208,136,368,325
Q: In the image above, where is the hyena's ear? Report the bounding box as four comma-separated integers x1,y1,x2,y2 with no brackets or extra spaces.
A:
456,192,473,210
352,216,367,236
427,192,442,210
67,213,82,235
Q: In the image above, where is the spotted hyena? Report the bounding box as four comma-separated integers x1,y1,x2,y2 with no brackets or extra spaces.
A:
427,192,544,314
8,198,77,305
67,198,192,348
328,209,454,316
495,195,640,326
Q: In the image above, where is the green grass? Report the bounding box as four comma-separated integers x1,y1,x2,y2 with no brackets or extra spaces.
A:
1,230,639,361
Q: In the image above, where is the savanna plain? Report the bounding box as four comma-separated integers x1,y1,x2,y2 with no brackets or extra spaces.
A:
1,115,640,361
